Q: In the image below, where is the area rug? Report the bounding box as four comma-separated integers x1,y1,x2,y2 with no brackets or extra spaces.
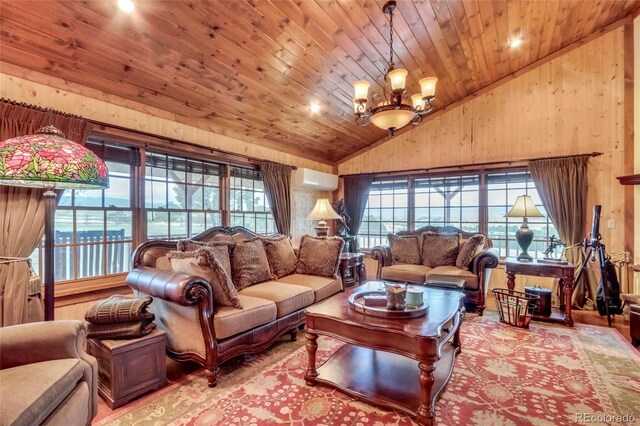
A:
95,315,640,425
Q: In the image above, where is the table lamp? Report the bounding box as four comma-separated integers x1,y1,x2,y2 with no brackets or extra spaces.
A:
505,195,544,261
0,126,109,320
308,198,342,237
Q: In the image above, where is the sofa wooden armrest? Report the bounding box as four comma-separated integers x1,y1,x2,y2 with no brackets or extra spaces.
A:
371,244,392,279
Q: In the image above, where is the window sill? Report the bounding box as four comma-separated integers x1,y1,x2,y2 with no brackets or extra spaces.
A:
54,273,131,307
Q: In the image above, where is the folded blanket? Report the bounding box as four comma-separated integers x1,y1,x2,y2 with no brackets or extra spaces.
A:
85,295,154,324
86,319,157,340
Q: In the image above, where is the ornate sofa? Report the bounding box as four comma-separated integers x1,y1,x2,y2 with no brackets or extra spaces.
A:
371,226,499,315
126,226,343,387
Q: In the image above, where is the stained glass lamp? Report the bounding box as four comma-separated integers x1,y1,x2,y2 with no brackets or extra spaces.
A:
0,125,109,320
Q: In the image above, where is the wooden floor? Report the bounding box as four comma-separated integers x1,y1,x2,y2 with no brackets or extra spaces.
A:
571,309,635,345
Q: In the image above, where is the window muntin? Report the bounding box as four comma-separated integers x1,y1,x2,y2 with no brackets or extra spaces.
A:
32,160,134,282
145,152,222,240
357,170,556,259
358,180,408,249
486,172,557,258
229,166,276,235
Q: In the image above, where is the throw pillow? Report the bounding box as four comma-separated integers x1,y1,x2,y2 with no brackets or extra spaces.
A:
387,234,421,265
456,234,486,270
177,239,234,278
231,239,276,291
421,233,460,267
295,235,345,278
168,248,242,309
261,236,297,278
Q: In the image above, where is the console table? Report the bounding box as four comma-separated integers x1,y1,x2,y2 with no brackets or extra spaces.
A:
339,252,367,288
505,258,575,326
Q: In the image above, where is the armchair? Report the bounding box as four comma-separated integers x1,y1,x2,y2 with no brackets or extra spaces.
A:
0,320,98,426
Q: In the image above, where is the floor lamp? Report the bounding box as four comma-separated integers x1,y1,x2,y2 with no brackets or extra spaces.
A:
0,126,109,320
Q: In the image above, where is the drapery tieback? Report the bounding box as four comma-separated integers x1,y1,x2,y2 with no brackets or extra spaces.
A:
0,256,31,264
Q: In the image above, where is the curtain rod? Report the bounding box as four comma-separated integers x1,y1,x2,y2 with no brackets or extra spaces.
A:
0,98,87,120
339,152,603,178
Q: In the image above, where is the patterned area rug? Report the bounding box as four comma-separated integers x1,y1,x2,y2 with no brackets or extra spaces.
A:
95,315,640,425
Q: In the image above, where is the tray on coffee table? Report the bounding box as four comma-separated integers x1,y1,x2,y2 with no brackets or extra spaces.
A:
348,290,428,318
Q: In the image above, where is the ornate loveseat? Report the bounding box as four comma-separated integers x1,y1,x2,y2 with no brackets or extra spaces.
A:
371,226,499,314
126,226,344,387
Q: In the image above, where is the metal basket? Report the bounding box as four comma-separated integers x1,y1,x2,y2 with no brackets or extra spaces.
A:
492,289,540,329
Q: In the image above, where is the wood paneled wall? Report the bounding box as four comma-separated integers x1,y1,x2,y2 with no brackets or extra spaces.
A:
339,28,629,257
0,65,333,174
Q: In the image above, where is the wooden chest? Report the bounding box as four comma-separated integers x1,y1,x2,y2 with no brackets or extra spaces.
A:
87,329,167,409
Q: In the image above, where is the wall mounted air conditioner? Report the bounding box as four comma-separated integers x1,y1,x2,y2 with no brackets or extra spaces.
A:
291,168,339,191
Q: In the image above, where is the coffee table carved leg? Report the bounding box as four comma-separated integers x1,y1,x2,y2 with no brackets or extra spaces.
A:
453,322,462,354
561,278,574,327
305,332,318,386
417,361,436,426
506,270,516,291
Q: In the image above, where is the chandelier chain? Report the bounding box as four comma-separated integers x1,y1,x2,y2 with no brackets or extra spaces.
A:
388,6,394,68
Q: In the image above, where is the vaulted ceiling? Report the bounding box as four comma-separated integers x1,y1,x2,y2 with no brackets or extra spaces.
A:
1,0,639,164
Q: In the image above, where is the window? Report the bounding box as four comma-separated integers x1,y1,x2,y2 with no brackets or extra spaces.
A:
229,166,276,235
357,169,556,259
414,175,480,232
31,159,134,282
145,152,223,240
358,180,408,249
487,171,557,258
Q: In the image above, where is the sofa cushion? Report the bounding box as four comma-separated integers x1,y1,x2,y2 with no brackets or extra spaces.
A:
231,239,276,291
214,295,277,339
262,236,297,278
0,358,84,426
426,266,479,290
421,233,460,267
239,282,314,318
277,273,342,303
168,248,242,309
381,264,432,284
295,236,344,278
388,234,421,265
456,234,486,270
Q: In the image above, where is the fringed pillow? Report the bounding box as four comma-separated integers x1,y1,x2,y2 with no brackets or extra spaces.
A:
388,234,421,265
168,247,242,309
295,235,345,278
261,236,297,278
421,233,461,267
231,239,276,291
456,234,486,270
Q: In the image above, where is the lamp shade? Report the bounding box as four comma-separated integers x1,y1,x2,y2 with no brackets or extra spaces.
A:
369,108,415,132
353,80,370,101
420,77,438,98
387,68,408,92
506,195,544,218
308,198,342,220
0,126,109,189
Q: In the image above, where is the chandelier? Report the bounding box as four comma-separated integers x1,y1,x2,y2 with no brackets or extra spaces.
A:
353,1,438,137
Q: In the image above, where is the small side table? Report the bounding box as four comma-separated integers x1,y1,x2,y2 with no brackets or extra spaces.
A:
340,252,367,288
87,329,167,409
505,258,575,326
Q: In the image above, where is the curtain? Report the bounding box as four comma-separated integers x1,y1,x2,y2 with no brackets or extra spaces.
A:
527,156,594,309
343,174,374,251
259,160,294,236
0,99,93,326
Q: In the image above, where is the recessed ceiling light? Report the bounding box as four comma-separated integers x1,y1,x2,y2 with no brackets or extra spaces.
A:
118,0,135,13
509,37,523,48
310,103,321,114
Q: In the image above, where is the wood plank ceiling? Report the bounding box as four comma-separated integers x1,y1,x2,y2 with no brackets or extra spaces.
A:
1,0,639,164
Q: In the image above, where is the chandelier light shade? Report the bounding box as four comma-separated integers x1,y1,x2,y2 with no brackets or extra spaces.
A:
505,195,545,261
308,198,342,237
353,1,438,137
0,125,109,321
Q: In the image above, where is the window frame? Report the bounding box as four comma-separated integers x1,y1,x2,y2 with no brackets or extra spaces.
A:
357,167,556,259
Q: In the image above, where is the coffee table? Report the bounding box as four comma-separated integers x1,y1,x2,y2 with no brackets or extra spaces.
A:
304,281,465,426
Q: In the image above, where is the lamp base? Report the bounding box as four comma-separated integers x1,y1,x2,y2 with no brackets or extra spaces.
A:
515,221,534,262
314,226,330,237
